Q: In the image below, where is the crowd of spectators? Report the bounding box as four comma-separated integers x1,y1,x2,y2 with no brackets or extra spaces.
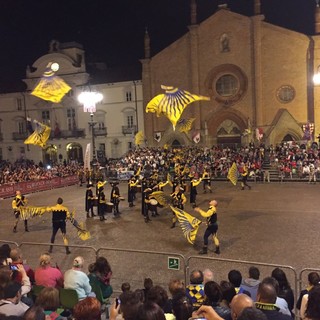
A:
0,159,82,185
1,244,320,320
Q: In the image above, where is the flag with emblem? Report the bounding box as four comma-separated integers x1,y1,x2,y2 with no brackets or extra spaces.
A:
24,120,51,148
227,162,238,186
154,132,162,142
192,131,200,144
170,206,202,244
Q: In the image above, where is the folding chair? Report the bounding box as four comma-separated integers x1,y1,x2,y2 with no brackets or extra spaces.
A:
59,288,79,310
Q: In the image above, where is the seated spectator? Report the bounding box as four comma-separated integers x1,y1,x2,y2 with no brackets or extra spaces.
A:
72,297,101,320
88,257,113,300
203,281,232,320
23,305,46,320
228,270,242,294
296,272,320,310
64,256,94,300
146,285,171,315
255,283,292,320
237,307,268,320
110,291,142,320
121,282,131,294
186,269,205,311
34,253,63,288
302,285,320,320
271,268,294,314
171,292,193,320
230,294,255,320
142,278,153,301
0,281,29,317
260,277,291,317
220,281,236,308
35,287,69,319
240,266,261,301
203,268,214,284
10,249,35,285
136,301,166,320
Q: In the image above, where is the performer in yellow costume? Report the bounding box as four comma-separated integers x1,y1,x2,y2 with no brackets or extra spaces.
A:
12,190,28,233
195,200,220,255
170,185,187,229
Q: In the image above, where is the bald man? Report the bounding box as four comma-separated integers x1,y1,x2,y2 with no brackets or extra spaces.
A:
195,199,220,254
230,294,255,320
255,283,292,320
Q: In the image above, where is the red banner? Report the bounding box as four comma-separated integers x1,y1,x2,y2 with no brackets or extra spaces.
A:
0,175,78,199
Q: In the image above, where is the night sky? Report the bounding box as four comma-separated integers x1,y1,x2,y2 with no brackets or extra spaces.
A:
0,0,315,83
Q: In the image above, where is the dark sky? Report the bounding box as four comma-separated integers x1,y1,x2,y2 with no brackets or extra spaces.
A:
0,0,315,83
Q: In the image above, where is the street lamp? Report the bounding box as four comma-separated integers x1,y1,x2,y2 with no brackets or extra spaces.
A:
313,65,320,85
78,90,103,169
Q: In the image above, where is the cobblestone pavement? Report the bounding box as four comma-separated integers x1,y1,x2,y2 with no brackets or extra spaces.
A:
1,180,319,292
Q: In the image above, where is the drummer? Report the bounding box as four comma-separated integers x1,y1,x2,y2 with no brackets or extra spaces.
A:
110,181,121,217
143,188,159,222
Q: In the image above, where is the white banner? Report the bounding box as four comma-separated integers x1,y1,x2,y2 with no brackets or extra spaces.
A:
84,143,91,170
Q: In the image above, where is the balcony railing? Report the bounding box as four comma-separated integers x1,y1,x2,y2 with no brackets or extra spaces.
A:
95,128,108,136
122,125,137,135
51,129,85,139
12,132,29,140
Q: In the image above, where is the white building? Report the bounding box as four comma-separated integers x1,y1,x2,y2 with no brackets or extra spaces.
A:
0,41,144,164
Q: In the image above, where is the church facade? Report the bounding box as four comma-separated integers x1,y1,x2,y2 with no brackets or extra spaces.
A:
141,2,320,148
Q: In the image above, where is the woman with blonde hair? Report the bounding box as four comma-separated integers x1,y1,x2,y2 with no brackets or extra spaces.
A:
34,253,63,288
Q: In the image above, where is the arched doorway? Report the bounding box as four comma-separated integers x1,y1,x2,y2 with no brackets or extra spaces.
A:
66,143,83,163
43,145,58,165
171,139,182,148
216,119,241,148
282,134,295,142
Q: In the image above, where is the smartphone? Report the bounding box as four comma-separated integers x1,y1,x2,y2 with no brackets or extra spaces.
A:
115,298,121,308
9,265,18,271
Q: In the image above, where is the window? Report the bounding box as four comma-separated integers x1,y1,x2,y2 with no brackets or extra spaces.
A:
126,91,132,102
17,98,23,111
277,85,295,103
67,108,76,130
18,121,25,134
127,115,134,127
216,74,238,97
128,141,133,150
42,110,50,125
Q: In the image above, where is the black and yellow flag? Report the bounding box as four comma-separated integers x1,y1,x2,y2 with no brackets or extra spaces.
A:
170,206,202,244
227,162,238,186
146,85,210,130
24,121,51,148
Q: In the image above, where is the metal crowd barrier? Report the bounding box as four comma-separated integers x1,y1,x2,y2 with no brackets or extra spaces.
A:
0,239,307,314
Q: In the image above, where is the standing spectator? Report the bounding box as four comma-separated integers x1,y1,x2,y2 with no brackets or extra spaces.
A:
302,285,320,320
186,269,205,311
228,270,242,294
142,278,154,301
88,257,113,300
220,281,237,309
240,266,261,302
203,269,214,284
230,293,255,320
171,291,193,320
34,253,64,288
64,256,94,300
12,190,29,233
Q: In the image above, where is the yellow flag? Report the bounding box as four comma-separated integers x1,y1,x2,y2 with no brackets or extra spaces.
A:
146,85,210,130
227,162,238,186
177,118,196,133
170,206,202,244
135,131,144,145
19,206,47,219
24,121,51,148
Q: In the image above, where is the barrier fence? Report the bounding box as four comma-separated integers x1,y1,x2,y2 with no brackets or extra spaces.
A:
0,175,79,199
1,240,312,315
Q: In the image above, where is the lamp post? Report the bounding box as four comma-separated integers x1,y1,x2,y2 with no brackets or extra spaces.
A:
78,90,103,180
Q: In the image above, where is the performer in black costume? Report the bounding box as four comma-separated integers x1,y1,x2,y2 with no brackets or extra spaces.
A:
110,182,121,217
47,197,72,255
85,184,95,218
170,185,187,228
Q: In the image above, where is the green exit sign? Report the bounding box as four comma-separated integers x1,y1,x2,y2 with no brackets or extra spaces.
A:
168,257,180,270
